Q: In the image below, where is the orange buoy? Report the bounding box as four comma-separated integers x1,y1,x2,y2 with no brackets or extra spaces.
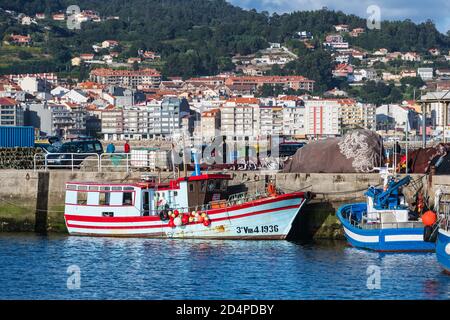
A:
422,210,437,226
267,183,277,196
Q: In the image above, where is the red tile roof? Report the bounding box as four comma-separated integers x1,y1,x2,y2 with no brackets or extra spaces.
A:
0,97,18,106
90,68,160,77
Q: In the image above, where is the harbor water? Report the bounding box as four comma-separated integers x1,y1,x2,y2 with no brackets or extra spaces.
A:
0,233,448,300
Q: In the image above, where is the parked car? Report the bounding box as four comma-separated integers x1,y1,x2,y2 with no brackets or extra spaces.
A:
278,142,306,157
45,140,104,168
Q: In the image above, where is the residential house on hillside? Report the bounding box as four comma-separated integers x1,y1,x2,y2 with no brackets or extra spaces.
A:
102,40,119,49
7,34,32,46
418,68,434,80
400,70,417,78
332,64,353,79
334,24,349,32
401,52,421,62
52,13,65,21
349,28,365,37
324,34,349,50
428,48,441,56
353,68,377,82
62,89,89,104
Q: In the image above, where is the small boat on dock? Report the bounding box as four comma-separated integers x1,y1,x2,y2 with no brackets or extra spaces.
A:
63,172,312,240
337,169,435,252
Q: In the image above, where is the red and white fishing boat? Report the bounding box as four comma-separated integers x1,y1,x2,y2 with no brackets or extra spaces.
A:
64,173,312,240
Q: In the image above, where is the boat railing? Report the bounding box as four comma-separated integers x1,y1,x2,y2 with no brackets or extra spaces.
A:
360,221,424,230
226,190,268,207
345,209,424,230
438,202,450,232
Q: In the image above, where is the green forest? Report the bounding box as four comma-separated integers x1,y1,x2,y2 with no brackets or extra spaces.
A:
0,0,449,99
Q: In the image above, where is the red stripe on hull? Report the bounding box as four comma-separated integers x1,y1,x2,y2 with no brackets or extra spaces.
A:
66,204,301,230
65,193,305,223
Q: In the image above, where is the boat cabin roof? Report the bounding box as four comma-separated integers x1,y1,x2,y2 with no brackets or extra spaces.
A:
66,174,232,191
175,174,232,182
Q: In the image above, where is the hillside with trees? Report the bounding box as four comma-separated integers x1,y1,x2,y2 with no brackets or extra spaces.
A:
0,0,449,96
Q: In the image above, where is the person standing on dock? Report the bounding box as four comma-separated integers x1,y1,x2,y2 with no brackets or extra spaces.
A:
106,143,116,154
124,140,131,154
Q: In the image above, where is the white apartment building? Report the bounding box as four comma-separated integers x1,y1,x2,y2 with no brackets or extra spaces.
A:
102,97,191,140
376,104,417,131
200,109,221,141
0,97,24,126
339,100,376,130
90,68,161,89
304,99,342,137
101,109,123,140
259,106,283,136
420,91,450,131
221,98,260,141
417,68,434,81
277,96,306,138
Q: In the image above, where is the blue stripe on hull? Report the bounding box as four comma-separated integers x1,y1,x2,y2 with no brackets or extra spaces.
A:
337,204,435,252
436,230,450,273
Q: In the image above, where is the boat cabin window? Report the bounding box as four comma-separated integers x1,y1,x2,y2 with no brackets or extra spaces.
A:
99,192,110,206
123,192,133,205
77,191,87,205
68,184,134,207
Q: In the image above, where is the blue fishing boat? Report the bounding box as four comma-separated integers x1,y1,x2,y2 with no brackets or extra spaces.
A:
434,193,450,273
337,170,435,252
436,227,450,273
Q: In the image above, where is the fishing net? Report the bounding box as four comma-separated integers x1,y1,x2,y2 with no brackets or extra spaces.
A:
283,129,385,173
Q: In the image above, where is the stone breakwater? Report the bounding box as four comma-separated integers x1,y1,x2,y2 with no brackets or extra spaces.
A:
0,170,445,239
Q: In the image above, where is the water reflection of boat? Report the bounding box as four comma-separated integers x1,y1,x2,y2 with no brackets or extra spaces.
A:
337,169,435,252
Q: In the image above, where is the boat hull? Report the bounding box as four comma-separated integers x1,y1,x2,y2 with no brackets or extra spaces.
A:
436,228,450,274
337,204,435,252
64,192,307,240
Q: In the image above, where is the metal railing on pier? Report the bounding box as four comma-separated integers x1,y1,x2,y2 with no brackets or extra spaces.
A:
33,153,100,172
33,152,162,173
33,152,285,173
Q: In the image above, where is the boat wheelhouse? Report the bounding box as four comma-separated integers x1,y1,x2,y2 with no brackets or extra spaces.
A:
337,171,435,252
64,173,311,239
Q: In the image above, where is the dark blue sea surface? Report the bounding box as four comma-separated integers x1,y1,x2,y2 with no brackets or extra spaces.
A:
0,233,448,300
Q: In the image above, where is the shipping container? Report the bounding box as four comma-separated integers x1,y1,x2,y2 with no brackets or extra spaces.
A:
0,126,35,148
